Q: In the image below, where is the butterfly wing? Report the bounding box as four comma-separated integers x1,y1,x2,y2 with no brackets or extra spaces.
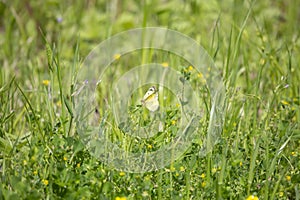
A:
142,86,159,112
144,92,159,111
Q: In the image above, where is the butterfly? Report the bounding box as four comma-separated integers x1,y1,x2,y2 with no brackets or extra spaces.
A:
141,86,159,112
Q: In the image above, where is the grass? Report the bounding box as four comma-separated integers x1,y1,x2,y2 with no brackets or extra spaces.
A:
0,0,300,199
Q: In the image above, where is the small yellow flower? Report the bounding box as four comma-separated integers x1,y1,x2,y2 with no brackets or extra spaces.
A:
180,166,185,172
63,156,67,161
239,161,243,167
119,171,125,176
212,168,217,173
279,192,284,197
147,144,152,149
281,100,289,105
291,151,296,156
77,163,81,168
42,80,50,86
161,62,169,67
176,103,180,108
188,65,193,71
113,53,121,60
286,175,291,181
23,160,27,166
171,120,176,125
170,166,176,172
201,181,206,187
200,173,205,178
31,156,36,161
259,58,266,65
291,67,295,72
246,195,259,200
115,197,127,200
56,100,62,107
197,72,203,78
42,179,49,186
293,98,298,102
33,170,38,175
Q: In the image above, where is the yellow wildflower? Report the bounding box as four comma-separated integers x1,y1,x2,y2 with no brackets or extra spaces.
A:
201,181,206,187
31,156,36,161
188,65,193,71
56,100,62,107
259,58,265,65
42,179,49,186
179,166,185,172
170,166,176,172
161,62,168,67
144,175,150,181
119,171,125,176
197,72,203,78
42,80,50,86
33,170,38,175
171,120,176,125
63,156,67,161
115,197,127,200
239,161,243,167
279,192,284,197
113,53,121,60
286,175,291,181
200,173,205,178
212,168,217,173
281,100,289,105
293,98,298,102
23,160,27,166
147,144,153,149
246,195,259,200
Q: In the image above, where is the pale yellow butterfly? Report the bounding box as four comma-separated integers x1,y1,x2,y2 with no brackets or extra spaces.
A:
141,86,159,112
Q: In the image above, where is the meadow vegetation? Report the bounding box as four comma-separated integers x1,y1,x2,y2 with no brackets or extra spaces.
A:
0,0,299,199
